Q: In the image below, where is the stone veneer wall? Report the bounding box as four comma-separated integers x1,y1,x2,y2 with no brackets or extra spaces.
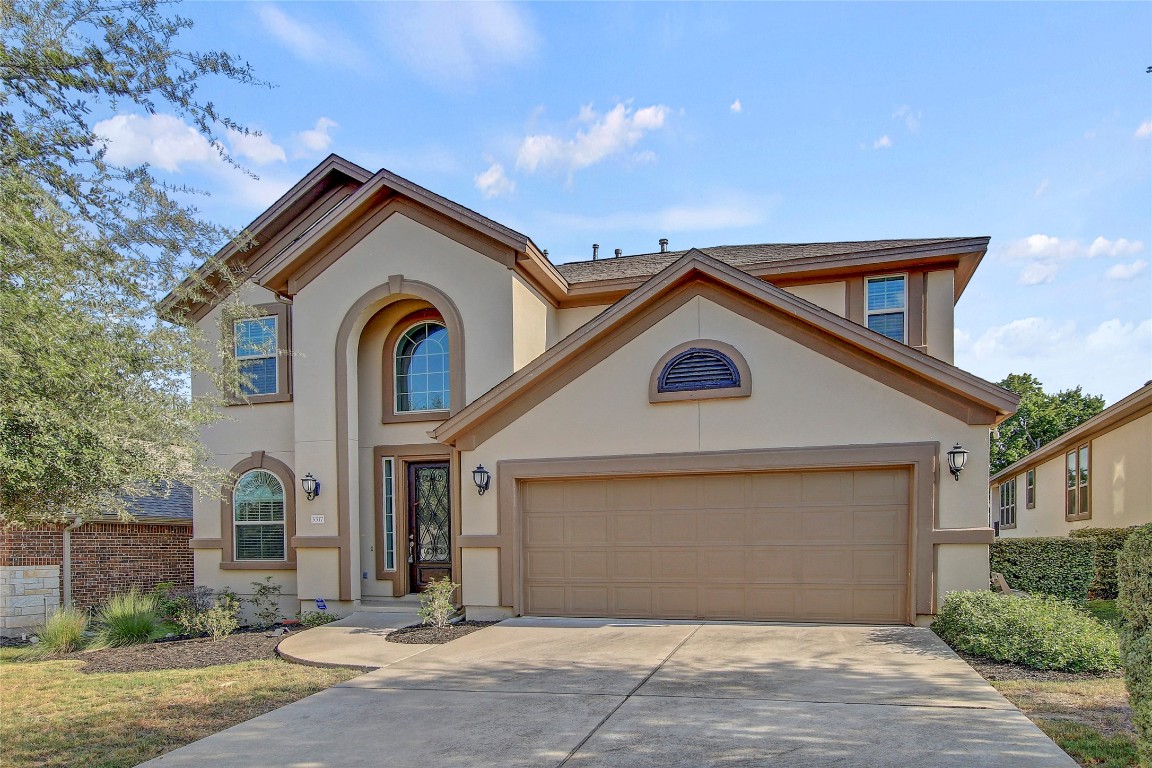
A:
0,522,192,635
0,565,60,636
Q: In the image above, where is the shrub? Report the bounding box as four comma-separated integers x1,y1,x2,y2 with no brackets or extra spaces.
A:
32,606,89,655
418,578,459,629
932,590,1120,673
93,590,158,647
1071,527,1138,599
149,581,185,621
249,577,283,628
195,590,241,640
990,536,1095,601
299,611,337,628
1117,523,1152,766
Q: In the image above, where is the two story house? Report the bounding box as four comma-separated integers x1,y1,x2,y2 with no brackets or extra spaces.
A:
167,155,1018,627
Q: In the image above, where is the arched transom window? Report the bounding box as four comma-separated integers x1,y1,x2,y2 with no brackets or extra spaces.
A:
395,321,450,413
233,469,286,561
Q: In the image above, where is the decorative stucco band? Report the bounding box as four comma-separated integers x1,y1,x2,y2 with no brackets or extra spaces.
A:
456,442,993,622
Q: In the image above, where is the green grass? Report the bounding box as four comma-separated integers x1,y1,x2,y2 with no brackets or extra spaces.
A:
1033,719,1141,768
1087,599,1122,629
0,650,358,768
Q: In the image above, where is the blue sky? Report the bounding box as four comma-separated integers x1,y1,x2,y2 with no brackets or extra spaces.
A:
98,2,1151,403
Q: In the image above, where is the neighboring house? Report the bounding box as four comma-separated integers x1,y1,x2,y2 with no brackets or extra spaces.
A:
991,382,1152,538
165,155,1018,627
0,484,193,637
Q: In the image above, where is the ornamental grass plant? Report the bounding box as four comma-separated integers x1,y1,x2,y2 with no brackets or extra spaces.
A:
92,590,158,648
31,606,89,655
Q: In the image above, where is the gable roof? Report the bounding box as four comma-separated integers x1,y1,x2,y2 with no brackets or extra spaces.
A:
122,482,192,522
433,249,1019,449
990,382,1152,484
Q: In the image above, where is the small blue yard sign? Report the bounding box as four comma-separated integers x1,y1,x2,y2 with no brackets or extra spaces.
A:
315,598,327,611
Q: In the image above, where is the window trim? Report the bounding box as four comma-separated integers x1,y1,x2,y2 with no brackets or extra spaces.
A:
381,309,451,423
998,477,1017,529
864,273,908,344
227,302,292,405
649,340,752,403
1025,468,1036,509
1065,443,1091,521
233,469,288,562
218,451,297,570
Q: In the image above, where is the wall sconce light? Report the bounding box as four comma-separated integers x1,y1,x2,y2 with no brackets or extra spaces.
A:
472,465,491,496
946,444,969,481
301,473,321,500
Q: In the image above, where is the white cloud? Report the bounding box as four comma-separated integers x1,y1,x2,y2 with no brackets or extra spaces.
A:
892,105,921,134
94,113,216,172
1017,262,1060,285
256,5,366,69
871,135,892,150
956,317,1152,404
1106,260,1148,281
1002,234,1083,261
545,194,774,234
1088,236,1144,258
228,129,286,166
516,103,671,175
1033,178,1049,198
293,118,338,158
1136,120,1152,139
730,99,742,114
374,2,537,84
474,163,515,199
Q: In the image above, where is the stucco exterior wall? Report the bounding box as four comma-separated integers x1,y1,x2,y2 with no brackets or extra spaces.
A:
925,270,955,364
555,305,609,342
998,411,1152,537
783,281,846,316
459,296,991,616
512,275,551,370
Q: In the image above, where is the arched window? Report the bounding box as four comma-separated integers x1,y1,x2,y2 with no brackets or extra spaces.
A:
395,321,450,413
233,469,287,561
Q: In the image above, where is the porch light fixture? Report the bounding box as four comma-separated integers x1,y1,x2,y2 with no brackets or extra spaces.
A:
301,473,321,500
946,444,969,481
472,465,491,496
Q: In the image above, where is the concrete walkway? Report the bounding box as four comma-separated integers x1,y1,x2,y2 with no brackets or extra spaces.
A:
276,610,434,670
144,618,1076,767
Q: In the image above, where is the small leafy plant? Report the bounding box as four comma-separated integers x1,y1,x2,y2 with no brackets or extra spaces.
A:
173,585,216,636
32,606,89,655
418,578,459,629
150,581,185,622
93,590,158,648
196,590,241,640
299,611,337,628
249,577,283,628
933,590,1120,673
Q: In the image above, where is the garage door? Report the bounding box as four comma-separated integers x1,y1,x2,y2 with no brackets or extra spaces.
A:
521,468,910,624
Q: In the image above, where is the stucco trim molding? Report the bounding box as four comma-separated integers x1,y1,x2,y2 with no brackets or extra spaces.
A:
648,339,752,403
217,451,297,570
480,442,991,623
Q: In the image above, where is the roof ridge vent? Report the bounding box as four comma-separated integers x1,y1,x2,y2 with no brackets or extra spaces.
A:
592,243,599,260
659,238,669,253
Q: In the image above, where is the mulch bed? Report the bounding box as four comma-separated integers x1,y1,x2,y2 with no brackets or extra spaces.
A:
11,631,287,674
959,652,1123,682
385,621,496,644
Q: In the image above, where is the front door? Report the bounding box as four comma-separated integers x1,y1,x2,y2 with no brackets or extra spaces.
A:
408,462,452,592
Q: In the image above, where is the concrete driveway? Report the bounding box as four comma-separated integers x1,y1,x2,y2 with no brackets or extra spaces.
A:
143,618,1076,767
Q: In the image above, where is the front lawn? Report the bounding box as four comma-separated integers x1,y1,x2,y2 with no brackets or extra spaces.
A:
0,644,358,768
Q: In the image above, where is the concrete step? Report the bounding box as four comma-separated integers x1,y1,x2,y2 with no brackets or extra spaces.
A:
357,598,423,613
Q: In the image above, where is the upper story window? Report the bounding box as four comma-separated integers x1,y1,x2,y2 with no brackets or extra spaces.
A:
865,275,907,343
235,316,279,395
233,469,287,561
395,321,450,413
998,477,1017,529
1066,444,1090,521
1025,468,1036,509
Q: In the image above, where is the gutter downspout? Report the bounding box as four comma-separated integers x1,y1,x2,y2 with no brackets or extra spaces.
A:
62,517,84,608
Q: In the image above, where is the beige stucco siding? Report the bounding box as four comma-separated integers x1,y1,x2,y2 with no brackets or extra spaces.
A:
460,295,990,614
999,411,1152,537
512,275,550,370
925,270,955,364
783,281,846,317
554,305,609,343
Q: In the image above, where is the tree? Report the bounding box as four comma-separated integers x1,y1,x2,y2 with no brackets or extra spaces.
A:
990,373,1106,475
0,0,269,524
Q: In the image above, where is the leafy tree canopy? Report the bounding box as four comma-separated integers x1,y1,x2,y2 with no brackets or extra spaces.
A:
1,0,269,524
990,373,1106,475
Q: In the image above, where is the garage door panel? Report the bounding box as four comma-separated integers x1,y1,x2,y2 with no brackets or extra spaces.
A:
521,469,909,624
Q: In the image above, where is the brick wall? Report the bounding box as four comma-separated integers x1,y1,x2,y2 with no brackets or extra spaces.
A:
0,521,192,612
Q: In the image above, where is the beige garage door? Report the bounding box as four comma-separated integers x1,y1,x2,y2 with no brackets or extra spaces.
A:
521,468,910,624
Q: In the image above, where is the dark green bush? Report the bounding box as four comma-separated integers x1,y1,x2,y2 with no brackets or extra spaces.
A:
1071,527,1138,599
1117,523,1152,766
990,536,1095,601
933,590,1120,673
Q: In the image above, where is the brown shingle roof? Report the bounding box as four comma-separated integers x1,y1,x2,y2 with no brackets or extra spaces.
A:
554,238,978,283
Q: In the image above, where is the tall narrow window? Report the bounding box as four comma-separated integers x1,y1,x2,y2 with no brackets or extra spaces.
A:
1066,445,1091,521
233,470,286,560
234,316,278,395
999,478,1016,529
382,457,396,571
395,321,449,413
865,275,907,343
1025,469,1036,509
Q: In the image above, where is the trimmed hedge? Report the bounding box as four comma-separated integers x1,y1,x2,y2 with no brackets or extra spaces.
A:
990,536,1095,602
1118,523,1152,766
1071,526,1138,599
932,590,1120,673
